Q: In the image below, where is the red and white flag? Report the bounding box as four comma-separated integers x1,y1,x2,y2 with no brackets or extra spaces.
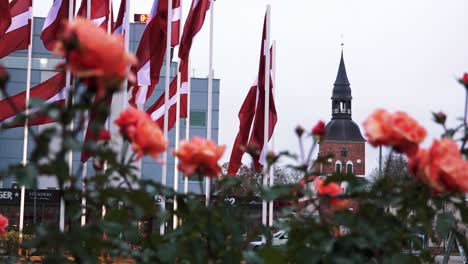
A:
228,17,277,175
77,0,110,28
0,72,67,127
178,0,210,62
0,0,12,37
113,0,126,35
129,0,180,106
0,0,32,59
146,63,189,131
40,0,73,51
171,0,181,47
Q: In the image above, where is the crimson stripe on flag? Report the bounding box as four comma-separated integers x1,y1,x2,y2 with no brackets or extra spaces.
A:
0,0,11,37
41,0,70,51
129,0,177,106
0,0,32,59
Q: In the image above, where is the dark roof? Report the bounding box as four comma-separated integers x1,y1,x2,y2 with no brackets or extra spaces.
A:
324,119,365,142
331,50,352,100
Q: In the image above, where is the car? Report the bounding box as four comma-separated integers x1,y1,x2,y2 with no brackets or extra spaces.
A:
249,230,288,249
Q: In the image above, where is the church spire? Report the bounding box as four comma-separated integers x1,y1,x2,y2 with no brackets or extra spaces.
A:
331,47,352,119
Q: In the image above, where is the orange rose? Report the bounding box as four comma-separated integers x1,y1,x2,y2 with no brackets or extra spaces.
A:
409,139,468,193
173,137,226,177
0,214,8,236
115,107,167,161
115,107,151,140
54,18,137,82
364,109,427,156
315,177,352,211
131,119,167,161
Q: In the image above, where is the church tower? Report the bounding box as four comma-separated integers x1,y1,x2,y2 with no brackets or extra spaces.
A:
317,49,366,176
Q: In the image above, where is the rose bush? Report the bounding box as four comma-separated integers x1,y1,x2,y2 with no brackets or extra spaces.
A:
0,18,467,264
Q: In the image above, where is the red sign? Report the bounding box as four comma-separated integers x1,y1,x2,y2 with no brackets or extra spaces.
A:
134,14,150,23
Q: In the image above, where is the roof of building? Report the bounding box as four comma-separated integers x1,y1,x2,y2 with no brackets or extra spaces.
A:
324,119,366,142
331,50,352,100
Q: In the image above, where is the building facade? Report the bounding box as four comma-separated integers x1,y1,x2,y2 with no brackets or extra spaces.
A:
317,50,366,177
0,18,220,193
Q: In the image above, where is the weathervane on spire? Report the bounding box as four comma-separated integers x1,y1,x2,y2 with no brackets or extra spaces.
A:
340,33,344,48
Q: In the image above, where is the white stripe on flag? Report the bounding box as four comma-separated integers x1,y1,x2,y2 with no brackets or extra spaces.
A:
149,83,188,121
137,60,151,86
42,0,62,30
113,25,123,35
6,9,31,34
0,85,68,125
135,85,148,105
92,16,106,26
172,7,181,22
192,0,200,10
150,0,160,18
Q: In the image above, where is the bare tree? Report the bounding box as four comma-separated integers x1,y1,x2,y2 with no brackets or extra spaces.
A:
368,153,410,181
213,162,303,196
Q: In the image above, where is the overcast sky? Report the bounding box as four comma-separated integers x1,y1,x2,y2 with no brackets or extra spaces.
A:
35,0,468,175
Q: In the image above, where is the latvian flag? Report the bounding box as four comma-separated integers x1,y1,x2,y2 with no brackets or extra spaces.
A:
0,72,67,127
113,0,126,35
40,0,72,51
146,63,189,131
129,0,181,107
228,16,277,176
0,0,32,59
77,0,110,28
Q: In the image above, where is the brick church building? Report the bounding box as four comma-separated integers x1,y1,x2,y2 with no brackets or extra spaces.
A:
317,50,366,177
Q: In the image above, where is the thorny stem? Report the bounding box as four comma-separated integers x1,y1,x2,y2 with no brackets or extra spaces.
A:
461,89,467,154
298,135,305,163
306,139,318,171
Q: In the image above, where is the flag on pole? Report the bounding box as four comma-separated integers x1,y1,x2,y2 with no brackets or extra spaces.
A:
0,0,32,59
40,0,73,51
77,0,110,28
146,63,188,131
178,0,210,62
129,0,179,106
113,0,126,35
0,0,12,37
171,0,181,47
0,72,67,127
228,17,277,175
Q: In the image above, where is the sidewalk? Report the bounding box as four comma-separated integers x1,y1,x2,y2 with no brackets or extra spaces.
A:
434,255,466,264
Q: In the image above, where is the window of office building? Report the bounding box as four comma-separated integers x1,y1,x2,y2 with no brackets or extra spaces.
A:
190,111,206,127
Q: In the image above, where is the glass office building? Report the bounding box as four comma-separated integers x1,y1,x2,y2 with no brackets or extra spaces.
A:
0,18,220,194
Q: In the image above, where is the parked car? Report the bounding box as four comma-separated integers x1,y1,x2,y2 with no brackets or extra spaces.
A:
249,230,288,249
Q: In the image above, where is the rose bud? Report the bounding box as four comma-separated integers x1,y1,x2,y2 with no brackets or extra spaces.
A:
458,73,468,89
432,112,446,125
312,121,326,137
295,125,305,137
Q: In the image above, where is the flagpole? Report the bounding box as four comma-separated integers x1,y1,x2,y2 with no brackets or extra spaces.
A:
19,1,34,250
184,57,191,194
262,5,271,227
173,0,183,230
173,72,181,229
123,0,130,107
161,0,173,235
61,0,76,233
80,0,92,227
268,39,276,227
205,0,215,206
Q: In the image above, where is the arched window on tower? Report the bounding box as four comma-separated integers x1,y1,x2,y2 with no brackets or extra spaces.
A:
335,160,342,174
346,161,353,174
